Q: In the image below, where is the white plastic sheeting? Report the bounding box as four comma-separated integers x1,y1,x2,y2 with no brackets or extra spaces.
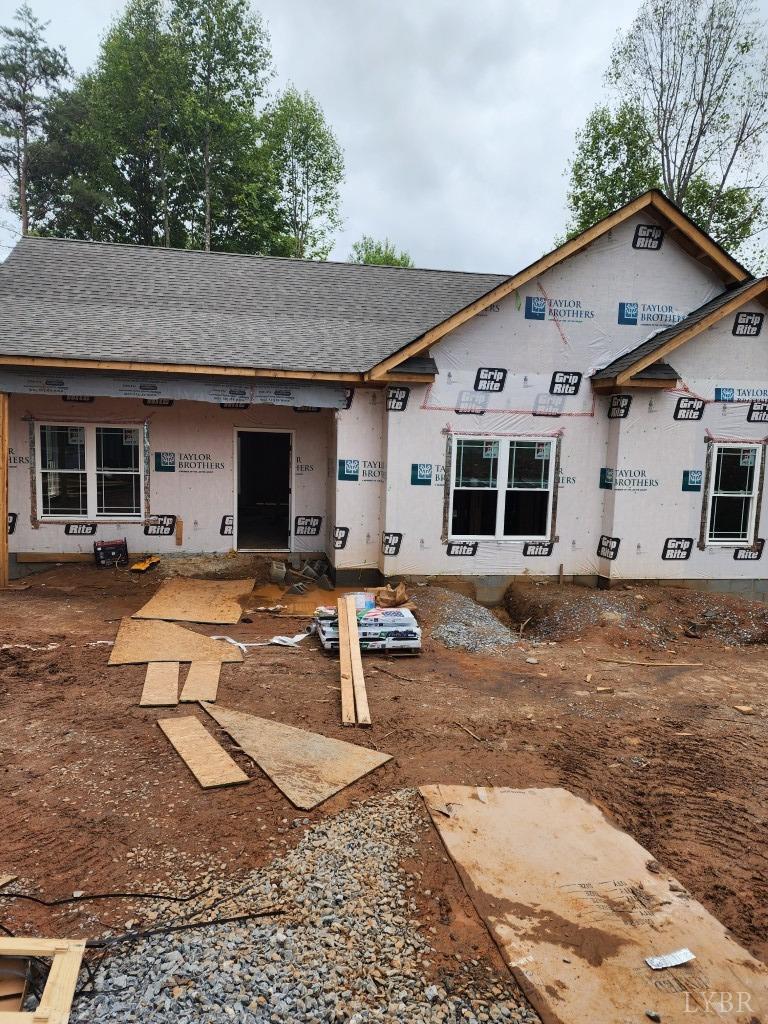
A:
329,212,765,582
8,397,332,555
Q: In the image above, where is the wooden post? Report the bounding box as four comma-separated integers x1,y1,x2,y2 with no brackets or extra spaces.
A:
0,393,8,589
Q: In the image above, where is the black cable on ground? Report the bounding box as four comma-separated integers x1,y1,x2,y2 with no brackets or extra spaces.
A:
0,885,212,908
85,906,283,949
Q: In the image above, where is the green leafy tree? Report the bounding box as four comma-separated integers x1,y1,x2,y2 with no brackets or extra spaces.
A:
0,2,69,235
170,0,272,251
349,235,413,267
565,103,661,237
564,0,768,265
262,85,343,259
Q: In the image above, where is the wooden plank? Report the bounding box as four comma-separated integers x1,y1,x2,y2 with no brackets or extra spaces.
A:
0,393,8,590
35,941,85,1023
0,354,361,383
421,786,768,1024
337,598,356,727
202,703,391,810
140,662,179,706
109,618,242,665
0,955,27,1010
343,595,370,726
0,875,17,890
132,578,255,625
157,717,249,789
180,662,221,703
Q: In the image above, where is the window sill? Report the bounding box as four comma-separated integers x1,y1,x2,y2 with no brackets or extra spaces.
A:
448,536,551,543
37,518,144,525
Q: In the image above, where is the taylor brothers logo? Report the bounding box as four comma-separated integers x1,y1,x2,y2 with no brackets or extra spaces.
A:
618,302,685,327
524,296,595,322
600,467,659,491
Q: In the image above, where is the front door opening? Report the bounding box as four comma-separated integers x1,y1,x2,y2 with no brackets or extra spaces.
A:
237,430,291,550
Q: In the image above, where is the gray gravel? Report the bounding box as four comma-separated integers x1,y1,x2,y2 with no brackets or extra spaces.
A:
415,588,517,656
59,790,537,1023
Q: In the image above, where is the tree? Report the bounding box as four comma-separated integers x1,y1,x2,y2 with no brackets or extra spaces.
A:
565,103,661,237
564,0,768,264
349,235,413,267
262,85,343,259
170,0,272,251
0,2,69,235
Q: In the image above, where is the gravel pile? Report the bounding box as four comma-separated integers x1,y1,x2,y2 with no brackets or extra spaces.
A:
61,790,537,1024
415,588,517,655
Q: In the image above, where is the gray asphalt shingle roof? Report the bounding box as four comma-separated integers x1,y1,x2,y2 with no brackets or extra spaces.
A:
0,236,508,374
592,279,761,380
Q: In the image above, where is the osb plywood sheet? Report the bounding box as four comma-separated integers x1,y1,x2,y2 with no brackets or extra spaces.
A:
140,662,179,706
109,618,243,665
421,786,768,1024
158,717,249,789
180,662,221,703
133,577,256,625
202,703,391,810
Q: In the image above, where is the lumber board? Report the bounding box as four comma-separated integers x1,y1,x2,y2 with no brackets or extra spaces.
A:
180,662,221,703
36,941,86,1023
421,786,768,1024
109,618,242,665
343,595,370,726
157,717,248,789
132,577,255,625
0,955,26,1011
0,876,17,891
0,938,85,1024
140,662,179,706
202,703,390,810
337,598,356,727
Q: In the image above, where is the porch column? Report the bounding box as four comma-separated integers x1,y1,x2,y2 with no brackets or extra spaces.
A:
0,392,8,588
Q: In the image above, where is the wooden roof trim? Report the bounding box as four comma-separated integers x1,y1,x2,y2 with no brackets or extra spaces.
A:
0,354,362,384
614,278,768,385
364,191,750,382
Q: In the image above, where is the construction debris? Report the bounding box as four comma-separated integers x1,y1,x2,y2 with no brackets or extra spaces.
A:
132,578,255,625
157,716,249,789
0,936,86,1023
109,618,243,665
421,785,768,1024
315,594,421,654
130,555,160,574
201,703,391,809
0,953,26,1012
179,662,221,703
139,662,180,707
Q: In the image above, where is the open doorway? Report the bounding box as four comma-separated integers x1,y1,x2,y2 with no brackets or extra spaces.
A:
236,430,291,550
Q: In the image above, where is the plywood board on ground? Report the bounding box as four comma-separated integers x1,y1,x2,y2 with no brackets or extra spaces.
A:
132,577,255,625
421,786,768,1024
139,662,179,706
157,717,249,788
0,955,26,1011
109,618,243,665
202,703,390,809
180,662,221,703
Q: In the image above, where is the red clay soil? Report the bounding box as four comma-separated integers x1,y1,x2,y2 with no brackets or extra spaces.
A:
0,566,766,977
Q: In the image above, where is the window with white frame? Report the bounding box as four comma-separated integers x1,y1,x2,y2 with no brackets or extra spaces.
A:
706,443,762,544
38,424,143,519
450,437,555,539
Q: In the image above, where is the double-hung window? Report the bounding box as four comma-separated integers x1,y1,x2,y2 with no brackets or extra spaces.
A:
450,437,555,540
706,443,762,544
37,423,143,519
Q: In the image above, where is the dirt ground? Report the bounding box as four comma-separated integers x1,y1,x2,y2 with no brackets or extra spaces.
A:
1,562,767,986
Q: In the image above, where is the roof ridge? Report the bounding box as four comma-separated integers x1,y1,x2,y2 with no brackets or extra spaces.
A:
15,235,509,279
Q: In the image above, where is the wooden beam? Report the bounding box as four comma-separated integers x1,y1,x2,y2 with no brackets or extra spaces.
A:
0,393,8,590
615,279,768,385
344,594,371,726
337,598,356,727
0,354,361,384
364,191,750,382
591,377,680,391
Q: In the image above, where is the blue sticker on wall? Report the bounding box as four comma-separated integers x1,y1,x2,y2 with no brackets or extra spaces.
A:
338,459,360,482
411,463,432,485
682,470,703,491
154,452,176,472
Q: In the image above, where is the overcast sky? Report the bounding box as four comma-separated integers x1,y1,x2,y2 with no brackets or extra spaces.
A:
2,0,767,272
